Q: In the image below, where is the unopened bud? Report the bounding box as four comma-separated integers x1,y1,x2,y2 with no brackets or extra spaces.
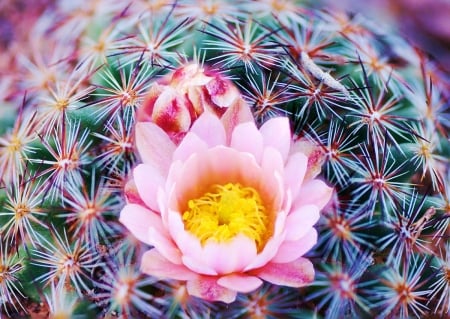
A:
138,63,242,143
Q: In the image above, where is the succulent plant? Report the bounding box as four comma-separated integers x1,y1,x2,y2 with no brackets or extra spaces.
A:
0,0,449,318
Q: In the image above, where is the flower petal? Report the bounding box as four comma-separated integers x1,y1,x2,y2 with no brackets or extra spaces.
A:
119,204,162,245
173,146,264,205
220,98,253,143
261,147,284,179
141,249,197,281
173,132,208,162
272,228,318,263
148,226,182,265
171,63,212,86
133,164,164,212
151,88,192,134
293,179,333,210
291,139,326,180
186,276,237,303
284,204,320,241
284,152,308,200
254,257,315,287
137,83,164,122
260,117,291,162
157,186,171,227
230,121,264,162
124,178,145,206
217,274,263,293
187,86,207,115
182,255,219,276
202,234,258,274
189,112,226,147
166,211,218,276
260,147,285,209
135,122,175,175
244,226,286,271
206,75,240,108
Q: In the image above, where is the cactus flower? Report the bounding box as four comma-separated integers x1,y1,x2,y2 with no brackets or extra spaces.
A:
137,63,242,143
120,106,333,303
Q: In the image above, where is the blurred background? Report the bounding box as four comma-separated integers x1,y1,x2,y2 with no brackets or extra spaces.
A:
0,0,449,91
320,0,450,72
0,0,55,106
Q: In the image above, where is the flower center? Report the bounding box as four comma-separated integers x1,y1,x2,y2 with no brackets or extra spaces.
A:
182,183,269,251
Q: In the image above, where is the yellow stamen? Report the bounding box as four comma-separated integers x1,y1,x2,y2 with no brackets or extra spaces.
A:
182,183,270,251
0,265,6,283
7,136,22,153
56,99,69,111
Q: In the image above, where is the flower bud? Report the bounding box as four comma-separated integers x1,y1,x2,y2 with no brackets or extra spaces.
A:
138,63,242,143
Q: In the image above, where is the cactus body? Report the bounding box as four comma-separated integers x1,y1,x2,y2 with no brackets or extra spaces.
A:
0,1,449,318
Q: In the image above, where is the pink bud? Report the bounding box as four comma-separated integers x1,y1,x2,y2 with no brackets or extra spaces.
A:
138,63,243,143
292,137,326,181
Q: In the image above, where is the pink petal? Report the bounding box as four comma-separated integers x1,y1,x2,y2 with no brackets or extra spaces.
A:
242,207,289,272
261,147,284,179
163,160,183,208
161,183,181,228
244,230,285,271
119,204,163,245
186,276,237,303
217,274,263,293
133,164,164,212
137,83,164,122
171,63,212,86
141,249,197,281
182,255,219,276
167,210,259,276
171,145,285,221
148,226,182,265
293,179,333,210
166,208,199,250
254,257,315,287
291,139,326,180
285,204,320,241
206,76,239,108
201,235,258,274
272,229,318,263
173,132,208,162
173,146,264,205
273,209,288,238
166,211,218,276
260,117,291,162
230,121,264,162
283,188,293,213
135,122,175,176
176,64,212,91
260,147,285,209
124,178,145,206
189,112,226,147
305,148,327,181
220,98,254,144
284,152,308,199
186,86,206,115
151,87,192,134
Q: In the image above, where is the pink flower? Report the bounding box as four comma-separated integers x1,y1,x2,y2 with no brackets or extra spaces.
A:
120,109,333,303
137,63,242,144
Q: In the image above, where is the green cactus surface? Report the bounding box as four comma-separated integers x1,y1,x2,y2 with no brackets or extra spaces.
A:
0,1,449,318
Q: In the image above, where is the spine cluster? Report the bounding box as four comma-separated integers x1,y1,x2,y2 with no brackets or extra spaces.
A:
0,1,448,318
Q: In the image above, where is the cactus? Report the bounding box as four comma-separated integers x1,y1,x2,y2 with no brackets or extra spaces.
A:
0,0,449,318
